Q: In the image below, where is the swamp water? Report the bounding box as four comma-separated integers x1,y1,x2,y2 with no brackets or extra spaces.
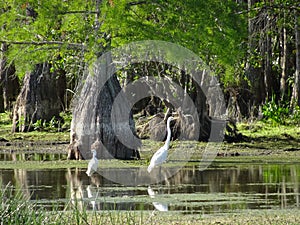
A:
0,159,299,215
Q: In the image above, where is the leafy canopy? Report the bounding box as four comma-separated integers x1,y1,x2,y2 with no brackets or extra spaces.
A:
0,0,247,84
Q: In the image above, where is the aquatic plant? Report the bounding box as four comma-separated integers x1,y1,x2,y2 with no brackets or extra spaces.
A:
0,183,144,225
0,184,50,225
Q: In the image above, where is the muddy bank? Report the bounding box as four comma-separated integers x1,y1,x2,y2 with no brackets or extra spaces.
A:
0,139,69,154
2,140,298,160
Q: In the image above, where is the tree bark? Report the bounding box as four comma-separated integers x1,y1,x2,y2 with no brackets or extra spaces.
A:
0,43,20,111
70,53,141,160
263,30,273,101
246,0,265,106
0,84,4,112
0,43,4,112
292,9,300,108
280,26,288,101
12,62,66,132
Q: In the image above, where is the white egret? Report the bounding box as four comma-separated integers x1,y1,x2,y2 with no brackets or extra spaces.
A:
86,149,98,176
147,116,174,173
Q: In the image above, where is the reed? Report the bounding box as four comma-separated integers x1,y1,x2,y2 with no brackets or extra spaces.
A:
0,183,52,225
0,183,145,225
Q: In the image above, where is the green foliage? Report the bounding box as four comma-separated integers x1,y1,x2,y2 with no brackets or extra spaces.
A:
290,106,300,123
0,112,11,126
32,116,67,132
262,97,289,125
32,119,46,131
262,97,300,125
60,111,72,130
0,183,89,225
237,120,300,141
0,0,98,79
0,0,247,87
103,0,247,66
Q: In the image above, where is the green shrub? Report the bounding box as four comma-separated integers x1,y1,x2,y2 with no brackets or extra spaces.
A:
262,97,289,125
262,97,300,125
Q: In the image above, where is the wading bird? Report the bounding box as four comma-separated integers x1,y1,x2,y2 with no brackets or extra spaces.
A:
86,149,98,176
147,116,174,173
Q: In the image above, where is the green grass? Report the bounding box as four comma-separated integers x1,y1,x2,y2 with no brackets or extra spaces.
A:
0,184,53,225
237,120,300,140
0,112,69,142
0,129,69,142
0,160,87,169
0,112,11,125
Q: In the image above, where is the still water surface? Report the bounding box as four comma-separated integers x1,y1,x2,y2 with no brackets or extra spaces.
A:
0,162,299,214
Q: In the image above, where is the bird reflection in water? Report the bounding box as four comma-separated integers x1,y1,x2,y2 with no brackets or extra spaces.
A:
86,185,96,210
66,167,102,211
147,186,168,212
86,172,101,210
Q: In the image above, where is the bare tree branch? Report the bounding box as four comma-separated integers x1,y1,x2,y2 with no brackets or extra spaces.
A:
127,1,148,7
59,10,99,15
236,4,300,15
0,40,85,50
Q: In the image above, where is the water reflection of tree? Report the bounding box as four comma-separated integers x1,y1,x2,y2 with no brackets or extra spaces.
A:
3,168,67,205
263,164,300,208
66,168,84,210
14,169,30,199
66,168,110,211
162,164,300,209
0,163,299,211
291,165,299,207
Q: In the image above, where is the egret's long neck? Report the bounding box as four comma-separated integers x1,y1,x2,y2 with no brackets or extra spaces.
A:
165,120,172,148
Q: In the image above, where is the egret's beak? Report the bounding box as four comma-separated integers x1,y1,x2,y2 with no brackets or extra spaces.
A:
172,115,179,120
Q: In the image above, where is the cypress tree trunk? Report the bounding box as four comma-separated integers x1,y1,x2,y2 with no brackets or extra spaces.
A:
0,44,4,112
69,53,141,160
280,26,288,101
246,0,265,106
0,43,20,111
12,62,66,132
0,84,4,113
263,31,273,101
292,9,300,108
